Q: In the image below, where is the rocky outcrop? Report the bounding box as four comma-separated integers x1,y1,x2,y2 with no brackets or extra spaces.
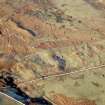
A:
52,94,96,105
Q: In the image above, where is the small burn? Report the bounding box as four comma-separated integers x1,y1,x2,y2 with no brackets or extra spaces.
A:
52,54,66,71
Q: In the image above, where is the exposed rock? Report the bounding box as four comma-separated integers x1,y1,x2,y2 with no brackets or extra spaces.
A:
52,94,96,105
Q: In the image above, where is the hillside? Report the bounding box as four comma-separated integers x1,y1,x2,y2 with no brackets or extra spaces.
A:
0,0,105,105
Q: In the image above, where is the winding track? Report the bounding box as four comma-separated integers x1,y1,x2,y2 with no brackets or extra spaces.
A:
17,64,105,85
